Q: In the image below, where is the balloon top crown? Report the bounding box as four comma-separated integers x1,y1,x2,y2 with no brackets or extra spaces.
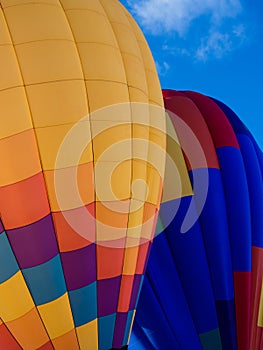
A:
0,0,163,136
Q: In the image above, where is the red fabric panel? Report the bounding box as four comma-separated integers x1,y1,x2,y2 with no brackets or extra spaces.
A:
37,342,54,350
0,323,21,350
163,89,185,98
183,91,240,149
234,271,251,350
164,94,219,170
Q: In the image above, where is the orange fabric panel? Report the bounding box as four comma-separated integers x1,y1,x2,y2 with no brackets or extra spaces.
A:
136,241,151,274
97,245,125,280
52,203,95,252
52,329,79,350
143,202,158,221
7,308,49,349
0,172,50,229
44,162,94,212
0,129,41,186
117,275,134,312
96,201,129,229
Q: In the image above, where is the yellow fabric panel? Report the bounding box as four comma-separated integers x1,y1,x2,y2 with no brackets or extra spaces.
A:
128,87,148,103
132,159,148,203
127,199,144,239
99,0,151,98
0,45,23,90
76,319,98,350
111,160,132,200
7,308,49,349
146,70,163,107
15,40,83,85
135,40,156,75
0,10,10,44
44,163,94,212
147,108,167,184
0,87,32,138
86,81,130,113
0,129,41,186
146,165,162,206
124,12,156,72
149,127,166,151
149,105,167,136
162,134,193,203
90,104,131,122
4,3,72,45
122,245,139,275
61,0,103,12
109,23,141,58
95,161,131,202
124,10,163,107
258,281,263,327
108,21,149,95
91,122,132,162
131,107,151,163
127,155,163,206
1,0,60,7
78,42,126,83
35,121,93,170
147,146,166,188
132,125,149,162
122,53,147,94
127,310,136,344
37,293,74,339
65,9,117,47
0,272,34,322
99,0,130,26
26,80,88,128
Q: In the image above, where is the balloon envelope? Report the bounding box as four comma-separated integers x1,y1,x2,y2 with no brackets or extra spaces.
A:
0,1,165,349
131,90,263,350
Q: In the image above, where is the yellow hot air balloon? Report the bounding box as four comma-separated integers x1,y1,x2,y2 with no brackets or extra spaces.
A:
0,1,165,349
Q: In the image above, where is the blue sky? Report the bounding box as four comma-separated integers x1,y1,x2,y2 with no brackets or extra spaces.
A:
120,0,263,149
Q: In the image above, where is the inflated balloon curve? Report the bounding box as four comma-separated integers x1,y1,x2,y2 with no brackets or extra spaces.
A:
0,1,262,350
132,91,263,350
0,1,165,349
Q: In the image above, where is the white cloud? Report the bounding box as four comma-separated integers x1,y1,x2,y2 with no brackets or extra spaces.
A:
155,61,170,76
195,31,232,61
128,0,242,35
195,24,246,61
126,0,245,61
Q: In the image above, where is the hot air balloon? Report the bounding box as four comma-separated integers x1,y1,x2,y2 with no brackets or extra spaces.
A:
131,90,263,350
0,1,166,349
